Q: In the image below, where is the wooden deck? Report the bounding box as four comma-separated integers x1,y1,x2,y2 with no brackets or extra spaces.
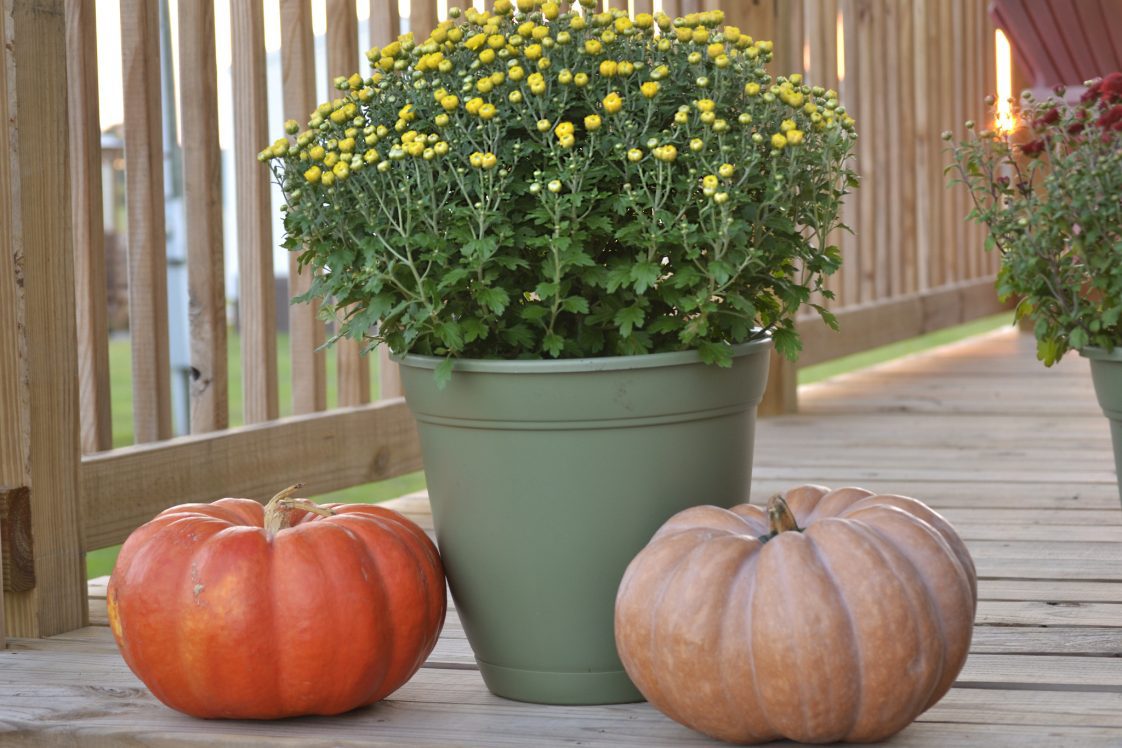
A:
3,327,1121,746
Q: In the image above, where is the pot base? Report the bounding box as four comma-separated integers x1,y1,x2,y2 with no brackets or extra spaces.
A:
478,660,644,705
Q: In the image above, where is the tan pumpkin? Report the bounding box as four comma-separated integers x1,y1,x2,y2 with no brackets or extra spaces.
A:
615,485,976,744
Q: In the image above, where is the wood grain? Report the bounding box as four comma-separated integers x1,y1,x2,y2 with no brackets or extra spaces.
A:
79,400,421,549
65,0,112,454
0,487,33,593
3,0,88,638
0,0,16,648
178,0,229,434
327,0,371,407
121,0,173,443
231,0,280,424
280,0,327,415
409,0,438,40
369,0,401,48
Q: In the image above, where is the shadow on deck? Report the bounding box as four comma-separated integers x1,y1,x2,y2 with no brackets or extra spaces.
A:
3,327,1121,746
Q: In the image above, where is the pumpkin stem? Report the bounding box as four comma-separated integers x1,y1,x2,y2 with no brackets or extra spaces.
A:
263,484,335,536
766,495,800,535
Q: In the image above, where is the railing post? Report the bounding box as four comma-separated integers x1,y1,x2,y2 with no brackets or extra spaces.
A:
1,0,88,637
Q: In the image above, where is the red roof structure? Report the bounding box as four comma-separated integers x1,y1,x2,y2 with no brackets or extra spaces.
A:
991,0,1122,88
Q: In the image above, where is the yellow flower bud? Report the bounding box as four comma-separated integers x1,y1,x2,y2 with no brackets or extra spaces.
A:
542,2,559,20
702,175,719,190
363,149,380,164
603,92,623,114
466,97,484,115
627,148,643,163
481,152,498,169
771,132,788,149
441,94,460,111
320,171,335,187
780,118,796,132
509,65,525,81
434,141,449,156
718,163,735,178
304,165,322,183
309,145,326,161
480,48,496,64
338,137,355,153
477,78,494,94
330,109,348,125
332,161,350,179
786,129,804,145
435,113,450,127
745,82,761,96
480,103,497,120
641,81,660,98
635,13,654,29
537,118,552,132
525,44,542,60
574,72,589,87
584,39,602,55
584,114,602,131
469,151,484,168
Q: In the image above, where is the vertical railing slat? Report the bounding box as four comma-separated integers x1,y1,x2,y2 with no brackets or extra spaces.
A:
281,0,328,414
935,0,953,288
882,0,902,298
896,0,917,295
370,0,401,48
853,0,874,303
179,0,229,433
912,0,931,292
231,0,280,424
633,0,654,15
65,0,113,453
950,0,966,286
327,0,371,407
0,0,17,646
121,0,173,443
3,0,87,638
837,0,859,306
869,0,888,300
410,0,439,39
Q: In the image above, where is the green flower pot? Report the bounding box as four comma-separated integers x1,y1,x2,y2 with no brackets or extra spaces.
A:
397,338,773,705
1082,346,1122,507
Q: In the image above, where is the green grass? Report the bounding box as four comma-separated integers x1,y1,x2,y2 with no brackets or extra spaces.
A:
798,312,1015,385
90,313,1013,578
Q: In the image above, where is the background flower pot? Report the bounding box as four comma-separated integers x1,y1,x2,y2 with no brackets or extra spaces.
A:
1083,346,1122,506
397,337,772,705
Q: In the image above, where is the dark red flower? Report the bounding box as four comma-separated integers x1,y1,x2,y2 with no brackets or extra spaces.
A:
1067,122,1085,136
1097,104,1122,130
1020,139,1046,157
1034,107,1061,128
1101,72,1122,100
1081,78,1103,103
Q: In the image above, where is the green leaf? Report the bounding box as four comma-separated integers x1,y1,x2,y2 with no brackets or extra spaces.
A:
462,317,489,343
520,304,550,322
561,296,590,314
434,358,454,390
437,321,464,350
542,332,565,357
697,340,733,367
475,286,511,315
614,305,646,337
1068,327,1089,351
630,262,662,293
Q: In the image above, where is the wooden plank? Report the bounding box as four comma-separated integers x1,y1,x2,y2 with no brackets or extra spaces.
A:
950,0,966,285
121,0,173,444
0,0,15,649
632,0,654,15
910,0,930,292
976,601,1122,628
959,653,1122,691
409,0,438,39
797,277,1009,367
327,0,371,408
2,0,88,638
935,0,953,288
65,0,112,454
836,0,860,307
758,350,798,416
179,0,229,434
79,400,422,550
280,0,328,415
369,0,401,48
231,0,279,425
853,0,875,303
970,627,1122,656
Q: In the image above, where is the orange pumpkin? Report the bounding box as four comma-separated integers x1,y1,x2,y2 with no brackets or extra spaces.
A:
615,485,976,744
108,485,445,719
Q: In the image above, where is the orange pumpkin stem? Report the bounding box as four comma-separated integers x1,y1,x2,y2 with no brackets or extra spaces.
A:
263,484,336,536
766,495,800,535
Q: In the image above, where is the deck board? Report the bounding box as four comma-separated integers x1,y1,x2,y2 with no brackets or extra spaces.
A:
4,328,1122,746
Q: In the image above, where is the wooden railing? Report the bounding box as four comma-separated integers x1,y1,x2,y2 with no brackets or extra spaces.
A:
2,0,1002,640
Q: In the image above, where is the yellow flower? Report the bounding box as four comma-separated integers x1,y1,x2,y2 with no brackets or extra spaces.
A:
654,144,677,162
537,118,552,132
627,148,643,163
363,149,380,164
466,97,484,115
441,94,460,111
480,103,497,120
434,141,449,156
689,138,704,152
555,121,575,138
284,119,300,134
700,111,716,125
330,109,348,124
780,118,796,132
707,42,725,59
674,110,689,125
558,69,573,85
508,90,524,103
465,33,487,51
435,113,450,127
303,165,322,183
618,61,634,76
516,0,535,12
559,134,575,148
332,161,350,179
603,92,623,114
635,13,654,29
320,171,335,187
702,174,719,190
569,15,586,31
487,34,506,49
599,60,618,77
675,27,692,43
641,81,660,98
771,132,788,149
574,72,589,87
338,137,355,153
525,44,543,60
584,39,602,55
723,25,741,43
532,25,550,40
542,2,559,20
509,65,525,81
789,73,803,85
696,98,716,113
323,152,339,167
718,163,735,178
745,82,761,96
406,141,424,157
477,78,494,94
692,27,709,44
479,48,496,64
786,129,805,145
584,114,602,131
469,151,484,168
481,152,498,169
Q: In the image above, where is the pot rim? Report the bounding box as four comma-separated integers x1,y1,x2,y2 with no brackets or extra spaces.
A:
395,334,772,374
1080,345,1122,362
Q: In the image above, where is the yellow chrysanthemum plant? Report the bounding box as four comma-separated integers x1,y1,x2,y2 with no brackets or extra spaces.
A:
264,0,857,382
